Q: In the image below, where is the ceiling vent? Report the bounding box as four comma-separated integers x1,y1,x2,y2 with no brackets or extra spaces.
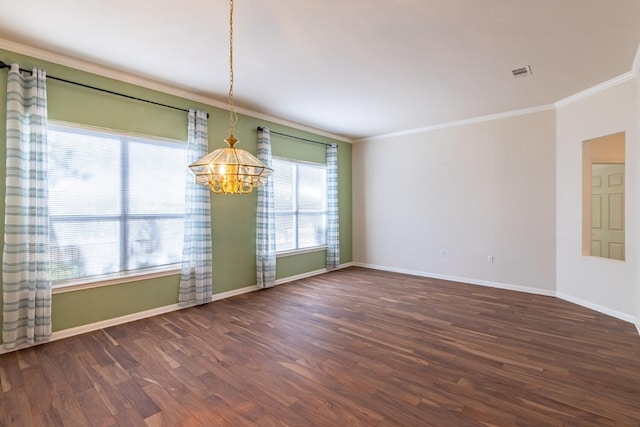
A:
512,65,533,78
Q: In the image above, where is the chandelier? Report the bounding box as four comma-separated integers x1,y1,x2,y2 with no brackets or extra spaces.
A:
189,0,272,194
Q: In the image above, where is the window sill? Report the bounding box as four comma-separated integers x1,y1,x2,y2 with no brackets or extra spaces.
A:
276,245,327,258
52,266,181,294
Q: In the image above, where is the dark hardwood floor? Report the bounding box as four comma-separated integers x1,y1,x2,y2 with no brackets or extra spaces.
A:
1,267,640,426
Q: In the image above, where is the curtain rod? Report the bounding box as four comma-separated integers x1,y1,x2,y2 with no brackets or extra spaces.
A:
258,126,333,147
0,60,209,118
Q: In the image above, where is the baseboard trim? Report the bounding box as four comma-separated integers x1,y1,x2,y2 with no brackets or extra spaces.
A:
353,262,639,335
51,284,265,344
275,269,327,286
0,303,186,355
556,292,637,325
18,262,638,350
52,304,182,341
1,263,357,354
275,262,355,286
353,262,556,297
213,285,259,300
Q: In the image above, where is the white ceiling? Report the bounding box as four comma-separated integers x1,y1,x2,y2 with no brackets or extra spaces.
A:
0,0,639,140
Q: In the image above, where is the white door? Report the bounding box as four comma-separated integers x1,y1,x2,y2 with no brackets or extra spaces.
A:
591,164,625,260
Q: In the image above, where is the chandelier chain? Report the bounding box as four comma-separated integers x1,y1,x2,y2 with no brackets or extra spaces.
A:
228,0,237,136
187,0,273,195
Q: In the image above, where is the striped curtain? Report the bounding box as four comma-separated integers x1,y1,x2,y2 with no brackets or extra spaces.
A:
256,127,276,288
326,144,340,270
3,64,51,350
179,109,213,306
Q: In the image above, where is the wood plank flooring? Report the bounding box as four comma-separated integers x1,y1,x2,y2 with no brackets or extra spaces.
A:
1,267,640,426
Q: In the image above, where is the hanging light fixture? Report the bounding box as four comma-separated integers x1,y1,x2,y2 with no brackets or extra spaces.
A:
189,0,272,194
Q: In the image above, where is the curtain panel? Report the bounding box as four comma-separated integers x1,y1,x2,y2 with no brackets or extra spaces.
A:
2,64,52,350
326,144,340,270
179,109,213,306
256,127,276,288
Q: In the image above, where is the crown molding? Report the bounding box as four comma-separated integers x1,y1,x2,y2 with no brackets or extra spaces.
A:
360,40,640,142
0,38,352,143
554,70,637,109
359,104,555,143
3,37,638,145
554,40,638,109
361,46,640,143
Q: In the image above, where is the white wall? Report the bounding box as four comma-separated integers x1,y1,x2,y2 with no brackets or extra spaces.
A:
353,110,557,294
556,77,638,322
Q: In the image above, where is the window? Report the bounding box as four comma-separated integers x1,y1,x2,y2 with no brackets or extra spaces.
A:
273,157,327,253
48,123,186,284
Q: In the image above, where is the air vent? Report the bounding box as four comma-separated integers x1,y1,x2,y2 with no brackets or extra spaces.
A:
512,65,533,78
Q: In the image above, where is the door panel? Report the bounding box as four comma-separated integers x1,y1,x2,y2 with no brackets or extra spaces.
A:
591,164,624,260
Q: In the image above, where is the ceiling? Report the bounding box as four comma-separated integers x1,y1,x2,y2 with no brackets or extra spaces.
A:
0,0,639,140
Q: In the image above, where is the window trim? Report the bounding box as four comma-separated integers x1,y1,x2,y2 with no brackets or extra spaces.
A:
52,266,180,294
48,121,186,289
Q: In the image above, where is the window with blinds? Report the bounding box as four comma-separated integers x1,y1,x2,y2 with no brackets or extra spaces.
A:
48,123,186,284
272,157,327,253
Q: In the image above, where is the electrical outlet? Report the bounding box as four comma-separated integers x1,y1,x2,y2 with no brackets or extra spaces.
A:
488,255,494,264
439,249,446,257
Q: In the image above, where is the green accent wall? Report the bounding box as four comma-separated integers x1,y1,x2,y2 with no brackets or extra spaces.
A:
0,48,352,337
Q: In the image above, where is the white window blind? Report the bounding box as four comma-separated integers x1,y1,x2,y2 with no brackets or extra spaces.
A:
273,157,327,252
48,124,186,283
